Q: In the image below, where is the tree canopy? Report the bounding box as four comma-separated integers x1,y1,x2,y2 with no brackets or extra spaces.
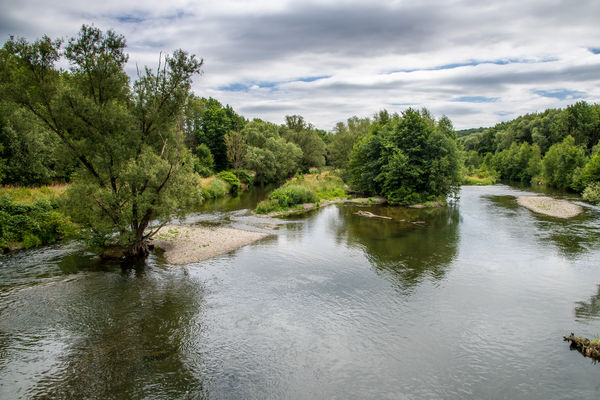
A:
347,108,461,205
0,25,203,257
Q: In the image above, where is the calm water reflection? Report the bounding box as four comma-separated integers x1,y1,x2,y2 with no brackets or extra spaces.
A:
1,185,600,399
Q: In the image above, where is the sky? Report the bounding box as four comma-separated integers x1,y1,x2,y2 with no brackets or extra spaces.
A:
1,0,599,130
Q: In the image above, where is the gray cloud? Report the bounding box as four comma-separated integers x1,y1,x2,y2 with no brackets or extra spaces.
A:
1,0,599,129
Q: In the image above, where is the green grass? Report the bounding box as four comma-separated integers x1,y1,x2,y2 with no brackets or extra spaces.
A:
255,170,347,214
462,175,497,185
0,184,68,204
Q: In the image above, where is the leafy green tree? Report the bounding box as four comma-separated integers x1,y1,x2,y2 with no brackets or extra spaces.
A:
327,116,371,169
348,108,461,204
573,143,600,191
225,130,246,169
183,96,245,171
191,143,214,177
541,136,587,190
566,101,600,150
242,120,302,184
0,25,203,258
282,115,326,172
0,101,77,185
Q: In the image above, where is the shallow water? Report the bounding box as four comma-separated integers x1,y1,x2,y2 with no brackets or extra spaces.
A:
1,185,600,399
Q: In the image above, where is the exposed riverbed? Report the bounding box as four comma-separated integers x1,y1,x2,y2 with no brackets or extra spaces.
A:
1,185,599,399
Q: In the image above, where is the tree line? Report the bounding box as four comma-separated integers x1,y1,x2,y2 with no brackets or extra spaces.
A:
460,101,600,202
3,25,598,258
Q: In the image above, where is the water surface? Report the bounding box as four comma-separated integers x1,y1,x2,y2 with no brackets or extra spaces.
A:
1,185,599,399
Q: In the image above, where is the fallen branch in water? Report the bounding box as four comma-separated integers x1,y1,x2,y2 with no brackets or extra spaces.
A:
563,333,600,362
354,210,392,220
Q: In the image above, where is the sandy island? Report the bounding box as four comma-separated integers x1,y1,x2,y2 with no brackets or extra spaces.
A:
517,196,582,219
151,225,270,265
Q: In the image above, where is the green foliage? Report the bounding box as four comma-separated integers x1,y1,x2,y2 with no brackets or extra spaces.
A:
256,184,318,214
184,96,245,171
327,116,371,169
231,169,254,186
192,144,215,177
282,115,327,172
242,120,302,184
0,102,77,185
1,25,204,256
216,171,242,194
347,108,461,205
201,177,229,199
269,185,317,208
573,146,600,191
0,196,77,251
225,130,247,169
462,175,496,185
489,142,541,183
541,136,587,190
582,182,600,204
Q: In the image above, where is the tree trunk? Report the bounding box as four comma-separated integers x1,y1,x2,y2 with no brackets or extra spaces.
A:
126,228,150,259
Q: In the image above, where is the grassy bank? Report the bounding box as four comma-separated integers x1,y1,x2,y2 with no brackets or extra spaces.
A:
0,185,77,252
462,174,497,185
255,170,347,215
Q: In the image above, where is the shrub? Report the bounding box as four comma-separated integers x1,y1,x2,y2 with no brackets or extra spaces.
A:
582,182,600,204
216,171,242,194
201,177,229,199
231,169,254,186
268,185,318,208
0,195,77,251
255,199,280,214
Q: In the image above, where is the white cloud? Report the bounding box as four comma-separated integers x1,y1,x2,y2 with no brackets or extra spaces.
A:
2,0,599,129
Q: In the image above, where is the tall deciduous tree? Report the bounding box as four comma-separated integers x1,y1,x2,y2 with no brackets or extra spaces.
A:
0,25,203,258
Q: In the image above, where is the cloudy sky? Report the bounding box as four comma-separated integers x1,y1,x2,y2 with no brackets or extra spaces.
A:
2,0,599,130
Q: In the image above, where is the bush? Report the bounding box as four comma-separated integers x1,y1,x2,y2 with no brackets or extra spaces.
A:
216,171,242,194
201,177,229,199
255,185,318,214
268,185,318,208
0,195,77,251
255,199,280,214
582,182,600,204
231,169,254,186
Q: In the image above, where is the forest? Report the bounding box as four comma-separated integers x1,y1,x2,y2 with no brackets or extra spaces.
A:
1,26,599,256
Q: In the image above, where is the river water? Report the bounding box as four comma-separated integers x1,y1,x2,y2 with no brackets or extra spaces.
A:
1,185,599,399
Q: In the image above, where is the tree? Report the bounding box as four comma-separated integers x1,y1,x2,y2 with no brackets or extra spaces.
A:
282,114,326,172
327,116,371,169
184,96,245,171
241,120,302,184
348,108,461,204
541,136,587,190
0,25,203,258
225,130,246,169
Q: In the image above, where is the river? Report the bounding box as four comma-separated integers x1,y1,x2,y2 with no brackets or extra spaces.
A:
1,185,599,399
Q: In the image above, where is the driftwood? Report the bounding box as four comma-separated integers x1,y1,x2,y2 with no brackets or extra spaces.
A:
564,333,600,362
354,210,392,220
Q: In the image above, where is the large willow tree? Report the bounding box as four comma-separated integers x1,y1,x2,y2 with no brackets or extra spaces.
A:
0,25,203,258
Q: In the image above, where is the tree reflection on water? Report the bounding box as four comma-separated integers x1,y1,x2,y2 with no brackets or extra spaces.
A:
333,204,460,292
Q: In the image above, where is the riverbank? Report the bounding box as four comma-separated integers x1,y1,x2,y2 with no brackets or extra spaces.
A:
258,196,388,217
151,225,270,265
517,196,582,218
